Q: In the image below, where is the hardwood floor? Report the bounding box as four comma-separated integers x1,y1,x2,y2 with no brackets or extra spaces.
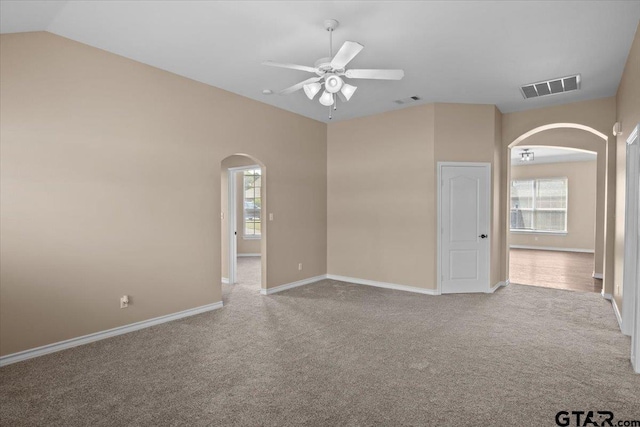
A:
509,249,602,293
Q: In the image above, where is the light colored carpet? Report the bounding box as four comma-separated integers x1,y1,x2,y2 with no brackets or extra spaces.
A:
1,257,638,426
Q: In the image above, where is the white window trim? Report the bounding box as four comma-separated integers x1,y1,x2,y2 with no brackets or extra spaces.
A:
242,167,262,239
510,177,568,233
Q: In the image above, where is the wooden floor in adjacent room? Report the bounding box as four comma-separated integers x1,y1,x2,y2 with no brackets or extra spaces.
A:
509,249,602,293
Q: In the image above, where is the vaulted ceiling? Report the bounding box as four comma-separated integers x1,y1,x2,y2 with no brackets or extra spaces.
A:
1,1,639,123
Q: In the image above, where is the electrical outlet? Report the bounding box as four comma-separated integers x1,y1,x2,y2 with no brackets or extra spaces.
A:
120,295,129,309
298,263,303,271
269,213,274,221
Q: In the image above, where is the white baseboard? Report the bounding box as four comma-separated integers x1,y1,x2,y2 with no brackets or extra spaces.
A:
0,301,224,367
260,275,327,295
593,272,603,279
488,279,510,293
221,277,229,284
612,298,623,332
326,274,439,296
601,289,612,300
237,253,260,257
510,245,594,253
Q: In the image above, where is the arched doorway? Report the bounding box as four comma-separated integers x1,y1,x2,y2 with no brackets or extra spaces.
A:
220,154,267,293
505,123,611,296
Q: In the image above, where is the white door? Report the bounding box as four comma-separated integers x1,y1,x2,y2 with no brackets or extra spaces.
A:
440,163,491,294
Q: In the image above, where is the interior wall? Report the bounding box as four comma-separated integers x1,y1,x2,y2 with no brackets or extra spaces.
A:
327,104,436,288
0,32,327,356
510,160,597,251
433,103,502,287
327,102,501,289
501,97,617,294
614,22,640,310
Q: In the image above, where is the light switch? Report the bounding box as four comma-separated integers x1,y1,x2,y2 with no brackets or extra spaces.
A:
269,213,274,221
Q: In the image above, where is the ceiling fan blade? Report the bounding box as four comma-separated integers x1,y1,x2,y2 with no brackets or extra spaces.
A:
262,61,318,73
345,69,405,80
278,77,322,95
330,41,364,69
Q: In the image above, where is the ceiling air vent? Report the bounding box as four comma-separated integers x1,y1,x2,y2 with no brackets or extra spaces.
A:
394,96,421,105
520,74,581,99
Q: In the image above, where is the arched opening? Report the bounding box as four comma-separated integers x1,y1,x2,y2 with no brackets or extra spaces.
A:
506,124,610,295
221,154,267,295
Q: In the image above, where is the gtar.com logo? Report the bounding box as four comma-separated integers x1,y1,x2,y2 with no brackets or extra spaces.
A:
555,411,640,427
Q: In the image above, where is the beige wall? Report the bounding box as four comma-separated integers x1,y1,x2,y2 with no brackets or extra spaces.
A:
502,97,617,293
433,104,503,286
327,104,436,288
0,32,327,356
510,160,597,252
614,22,640,309
327,103,502,289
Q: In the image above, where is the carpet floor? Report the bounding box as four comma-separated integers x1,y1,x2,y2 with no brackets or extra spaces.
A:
1,258,638,426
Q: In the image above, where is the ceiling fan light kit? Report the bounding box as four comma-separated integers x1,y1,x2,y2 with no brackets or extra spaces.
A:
303,82,322,100
319,91,335,107
263,19,404,119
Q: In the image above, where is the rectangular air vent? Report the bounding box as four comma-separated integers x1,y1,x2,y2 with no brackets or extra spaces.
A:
394,96,421,105
520,74,581,99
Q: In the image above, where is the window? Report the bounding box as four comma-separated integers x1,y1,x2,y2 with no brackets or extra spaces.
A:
510,177,567,232
243,168,261,238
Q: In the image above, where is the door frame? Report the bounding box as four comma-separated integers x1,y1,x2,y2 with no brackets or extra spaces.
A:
623,125,639,336
622,124,639,372
437,162,492,295
227,164,260,285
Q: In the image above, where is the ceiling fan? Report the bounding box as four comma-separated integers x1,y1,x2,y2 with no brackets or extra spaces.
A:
262,19,404,119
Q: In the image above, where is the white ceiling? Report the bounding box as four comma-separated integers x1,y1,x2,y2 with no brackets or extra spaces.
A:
511,146,597,165
1,1,639,123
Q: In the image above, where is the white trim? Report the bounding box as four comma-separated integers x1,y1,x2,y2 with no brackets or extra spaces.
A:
510,230,568,235
260,275,327,295
622,123,639,338
228,169,237,285
327,274,439,296
226,164,262,284
488,280,510,293
593,272,603,279
437,162,492,295
613,297,623,332
509,245,594,253
0,301,224,367
221,277,229,284
227,165,260,172
625,123,640,372
237,253,260,257
601,289,612,300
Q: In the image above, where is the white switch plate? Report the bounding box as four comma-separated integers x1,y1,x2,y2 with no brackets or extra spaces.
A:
269,213,273,221
298,263,303,271
120,295,129,309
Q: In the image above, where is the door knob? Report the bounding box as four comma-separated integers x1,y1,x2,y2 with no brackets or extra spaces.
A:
479,234,488,239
